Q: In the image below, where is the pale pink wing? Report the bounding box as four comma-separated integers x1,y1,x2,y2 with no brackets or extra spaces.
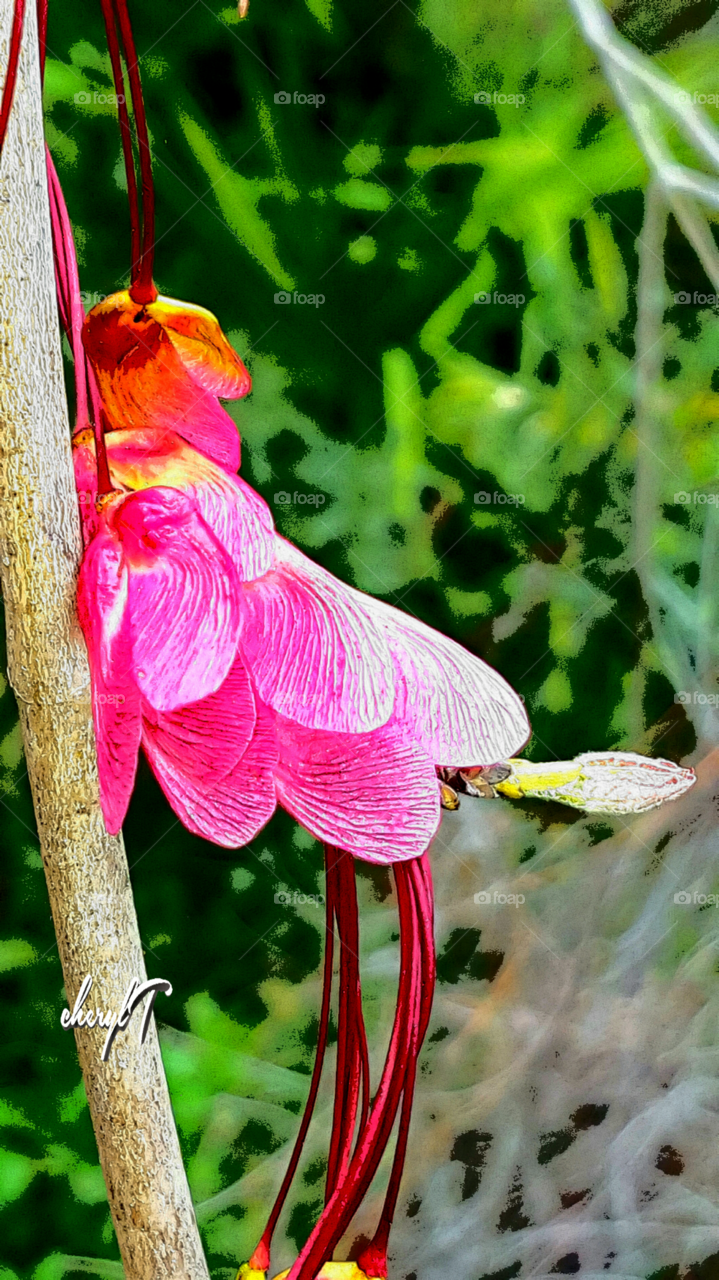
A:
275,715,440,864
238,539,395,734
141,655,256,787
77,529,142,834
360,594,531,766
113,487,242,712
105,430,274,581
143,697,277,848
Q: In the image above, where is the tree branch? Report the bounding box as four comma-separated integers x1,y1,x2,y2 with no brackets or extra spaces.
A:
0,3,210,1275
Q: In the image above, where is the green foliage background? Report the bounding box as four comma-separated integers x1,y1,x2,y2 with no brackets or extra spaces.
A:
0,0,717,1274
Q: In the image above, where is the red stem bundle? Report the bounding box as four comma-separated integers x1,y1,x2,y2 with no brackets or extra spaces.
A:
287,854,435,1280
46,146,89,432
97,0,156,302
325,848,369,1201
248,850,339,1271
0,0,26,159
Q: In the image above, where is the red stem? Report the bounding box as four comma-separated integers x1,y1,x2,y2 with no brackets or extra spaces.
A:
113,0,156,301
99,0,141,278
288,861,423,1280
359,857,436,1277
0,0,26,159
325,852,369,1201
46,146,90,432
45,146,114,496
248,848,338,1271
36,0,47,85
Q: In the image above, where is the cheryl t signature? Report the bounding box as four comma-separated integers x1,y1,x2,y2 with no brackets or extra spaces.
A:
61,974,172,1062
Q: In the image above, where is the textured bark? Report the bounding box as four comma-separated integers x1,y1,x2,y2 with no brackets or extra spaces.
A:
0,3,211,1276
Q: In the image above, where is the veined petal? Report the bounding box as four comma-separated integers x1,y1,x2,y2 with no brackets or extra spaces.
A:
360,594,530,766
146,294,251,399
112,487,242,711
143,698,277,848
238,540,395,734
141,655,257,787
103,428,274,582
77,528,142,834
275,715,440,864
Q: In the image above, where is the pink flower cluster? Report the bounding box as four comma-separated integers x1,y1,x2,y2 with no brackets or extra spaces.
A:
74,295,530,861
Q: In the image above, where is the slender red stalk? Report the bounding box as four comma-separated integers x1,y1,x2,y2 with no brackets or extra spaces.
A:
46,146,90,432
36,0,47,85
0,0,26,159
325,851,369,1200
45,146,114,495
98,0,141,278
113,0,156,301
288,861,425,1280
248,849,338,1271
359,857,435,1278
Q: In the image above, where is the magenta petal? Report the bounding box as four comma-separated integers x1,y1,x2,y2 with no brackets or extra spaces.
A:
141,655,256,787
361,595,531,765
77,530,142,834
185,467,274,583
113,487,242,712
239,540,395,734
143,698,278,848
275,715,440,864
104,429,274,582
